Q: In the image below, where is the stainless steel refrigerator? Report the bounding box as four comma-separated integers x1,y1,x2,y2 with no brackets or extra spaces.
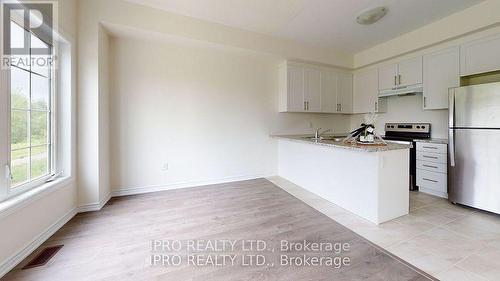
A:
448,82,500,215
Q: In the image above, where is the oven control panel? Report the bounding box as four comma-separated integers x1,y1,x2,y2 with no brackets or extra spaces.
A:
385,123,431,133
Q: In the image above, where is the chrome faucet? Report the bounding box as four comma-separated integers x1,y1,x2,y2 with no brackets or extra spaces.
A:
314,128,333,139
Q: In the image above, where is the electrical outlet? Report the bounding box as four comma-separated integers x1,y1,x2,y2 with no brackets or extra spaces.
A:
161,163,169,171
307,121,313,128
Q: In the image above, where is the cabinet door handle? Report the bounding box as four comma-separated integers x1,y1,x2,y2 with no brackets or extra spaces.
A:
306,101,309,111
394,75,397,86
423,97,427,108
304,101,306,111
375,101,378,111
339,104,342,112
422,155,438,159
423,178,438,183
423,164,438,169
398,74,401,85
423,146,438,149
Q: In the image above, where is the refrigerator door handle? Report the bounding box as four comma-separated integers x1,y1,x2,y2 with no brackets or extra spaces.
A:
449,129,455,167
449,88,456,167
449,88,455,128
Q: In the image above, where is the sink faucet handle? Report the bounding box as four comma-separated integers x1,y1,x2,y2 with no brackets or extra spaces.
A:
315,128,322,138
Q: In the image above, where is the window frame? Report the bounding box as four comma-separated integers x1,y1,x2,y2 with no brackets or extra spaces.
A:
1,19,57,201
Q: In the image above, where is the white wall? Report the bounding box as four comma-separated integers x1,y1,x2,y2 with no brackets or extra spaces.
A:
77,0,354,205
350,95,448,139
0,181,76,275
98,26,111,202
77,0,101,206
109,36,350,192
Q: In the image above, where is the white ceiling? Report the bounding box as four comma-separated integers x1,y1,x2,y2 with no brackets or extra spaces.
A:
125,0,485,52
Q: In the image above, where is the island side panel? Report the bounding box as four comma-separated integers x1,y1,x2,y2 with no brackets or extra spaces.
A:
277,139,380,223
376,149,410,223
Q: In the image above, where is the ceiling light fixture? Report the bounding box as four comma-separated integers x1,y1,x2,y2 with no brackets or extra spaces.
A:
356,6,388,25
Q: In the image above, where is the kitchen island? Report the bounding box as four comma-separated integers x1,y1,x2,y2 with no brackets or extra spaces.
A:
273,135,411,224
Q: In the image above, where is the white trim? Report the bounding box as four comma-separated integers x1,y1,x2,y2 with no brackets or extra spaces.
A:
0,206,77,278
4,20,57,200
0,177,74,220
6,174,54,201
111,174,273,197
77,192,111,213
0,65,9,199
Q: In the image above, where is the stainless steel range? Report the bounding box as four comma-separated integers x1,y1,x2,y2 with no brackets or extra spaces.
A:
383,123,431,191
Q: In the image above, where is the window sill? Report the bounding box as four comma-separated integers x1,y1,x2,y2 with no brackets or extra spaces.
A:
0,176,75,220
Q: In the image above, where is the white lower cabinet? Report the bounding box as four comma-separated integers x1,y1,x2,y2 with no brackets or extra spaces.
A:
416,142,448,198
416,161,447,174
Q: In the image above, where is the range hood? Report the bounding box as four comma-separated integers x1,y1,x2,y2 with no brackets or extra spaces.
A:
379,84,423,97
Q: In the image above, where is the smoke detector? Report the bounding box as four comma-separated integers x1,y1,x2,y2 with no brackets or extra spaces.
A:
356,7,388,25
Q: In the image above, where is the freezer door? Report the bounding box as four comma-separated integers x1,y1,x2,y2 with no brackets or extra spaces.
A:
451,82,500,128
448,128,500,214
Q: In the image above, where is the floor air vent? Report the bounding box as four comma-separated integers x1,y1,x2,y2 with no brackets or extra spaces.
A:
22,245,63,269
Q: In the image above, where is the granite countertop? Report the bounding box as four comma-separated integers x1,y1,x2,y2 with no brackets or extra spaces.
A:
271,134,412,152
413,138,448,144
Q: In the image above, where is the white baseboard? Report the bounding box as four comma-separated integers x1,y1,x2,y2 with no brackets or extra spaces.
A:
77,192,111,213
111,174,273,197
0,207,77,278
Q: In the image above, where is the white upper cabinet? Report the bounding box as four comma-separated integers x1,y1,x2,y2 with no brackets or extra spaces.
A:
283,64,305,112
304,66,322,112
321,71,353,113
320,70,338,113
354,68,380,113
460,33,500,76
337,72,353,113
378,56,422,94
398,57,423,86
279,61,353,114
423,47,460,110
378,64,398,91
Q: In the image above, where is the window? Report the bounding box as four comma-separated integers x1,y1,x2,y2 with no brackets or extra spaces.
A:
8,20,54,190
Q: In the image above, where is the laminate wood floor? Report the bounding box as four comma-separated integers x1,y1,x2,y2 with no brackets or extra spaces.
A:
2,179,433,281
